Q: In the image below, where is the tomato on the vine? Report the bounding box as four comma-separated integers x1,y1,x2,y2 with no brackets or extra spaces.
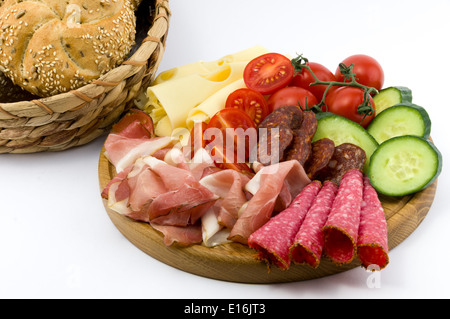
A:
324,87,375,128
225,88,269,126
335,54,384,91
291,62,336,101
243,53,294,95
267,87,318,113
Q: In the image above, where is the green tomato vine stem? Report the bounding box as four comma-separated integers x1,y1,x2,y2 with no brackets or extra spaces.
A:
291,55,378,117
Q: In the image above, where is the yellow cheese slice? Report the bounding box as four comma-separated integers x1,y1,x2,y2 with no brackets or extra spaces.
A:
186,79,246,130
146,61,248,131
153,45,269,85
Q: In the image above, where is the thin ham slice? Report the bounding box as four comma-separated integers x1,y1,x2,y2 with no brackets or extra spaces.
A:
104,134,175,172
228,160,311,244
199,169,252,230
151,223,203,246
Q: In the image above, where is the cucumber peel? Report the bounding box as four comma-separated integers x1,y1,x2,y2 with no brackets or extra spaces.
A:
368,135,442,197
313,112,379,172
367,103,431,144
373,86,413,114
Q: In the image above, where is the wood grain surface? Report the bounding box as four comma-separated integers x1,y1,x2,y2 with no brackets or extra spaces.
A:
98,147,438,283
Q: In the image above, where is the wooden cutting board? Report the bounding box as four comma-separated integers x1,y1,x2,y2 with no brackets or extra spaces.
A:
98,147,438,283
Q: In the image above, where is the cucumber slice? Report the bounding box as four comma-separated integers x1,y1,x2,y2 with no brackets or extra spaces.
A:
368,135,442,197
313,112,379,172
373,86,413,114
367,103,431,144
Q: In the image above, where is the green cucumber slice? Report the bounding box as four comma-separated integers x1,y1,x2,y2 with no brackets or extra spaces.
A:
313,112,379,172
368,135,442,197
367,103,431,144
373,86,413,114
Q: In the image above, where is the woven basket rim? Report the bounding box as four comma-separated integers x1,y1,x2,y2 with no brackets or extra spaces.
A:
0,0,170,121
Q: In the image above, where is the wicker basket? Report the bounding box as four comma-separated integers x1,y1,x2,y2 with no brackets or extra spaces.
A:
0,0,170,154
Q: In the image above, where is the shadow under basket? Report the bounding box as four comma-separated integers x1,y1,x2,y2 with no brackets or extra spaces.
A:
0,0,170,154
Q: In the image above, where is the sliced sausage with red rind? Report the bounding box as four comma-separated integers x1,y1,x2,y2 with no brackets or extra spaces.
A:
304,138,335,179
283,111,317,165
256,105,304,165
290,181,338,268
315,143,366,185
256,125,293,166
357,175,389,270
248,180,322,270
322,169,363,265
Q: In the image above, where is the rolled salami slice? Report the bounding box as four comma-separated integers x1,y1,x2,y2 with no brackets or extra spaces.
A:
323,169,363,265
248,180,321,270
357,175,389,270
290,181,338,268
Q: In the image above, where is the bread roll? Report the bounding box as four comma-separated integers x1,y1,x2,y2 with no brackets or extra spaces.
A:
0,0,136,97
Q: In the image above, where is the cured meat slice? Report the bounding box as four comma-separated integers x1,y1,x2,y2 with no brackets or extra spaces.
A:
315,143,366,185
357,176,389,270
199,169,251,230
323,169,363,264
304,138,335,180
248,181,321,270
290,181,338,268
151,223,203,246
283,110,318,165
229,160,311,244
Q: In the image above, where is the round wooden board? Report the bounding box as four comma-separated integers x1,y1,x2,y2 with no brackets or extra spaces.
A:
98,147,438,283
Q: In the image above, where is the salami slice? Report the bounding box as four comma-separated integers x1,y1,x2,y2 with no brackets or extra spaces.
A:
248,180,321,270
357,176,389,270
322,169,363,264
290,181,338,268
304,138,335,180
315,143,366,185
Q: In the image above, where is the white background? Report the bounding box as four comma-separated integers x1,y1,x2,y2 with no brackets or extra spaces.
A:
1,0,450,299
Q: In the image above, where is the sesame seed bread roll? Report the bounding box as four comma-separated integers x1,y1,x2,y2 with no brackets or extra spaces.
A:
0,0,136,97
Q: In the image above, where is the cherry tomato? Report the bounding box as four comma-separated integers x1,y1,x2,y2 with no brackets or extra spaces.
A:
209,144,254,175
267,87,318,113
112,109,154,139
291,62,336,101
206,108,257,162
244,53,295,95
324,87,375,128
225,88,269,126
335,54,384,91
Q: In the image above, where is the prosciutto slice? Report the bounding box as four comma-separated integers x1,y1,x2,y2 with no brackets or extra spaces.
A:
104,133,175,172
228,160,311,244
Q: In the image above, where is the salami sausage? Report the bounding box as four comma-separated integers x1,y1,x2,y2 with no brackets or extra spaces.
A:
290,181,338,268
322,169,363,265
248,180,321,270
315,143,366,185
257,125,293,166
304,138,335,179
256,105,303,165
357,175,389,270
283,111,318,165
258,105,303,129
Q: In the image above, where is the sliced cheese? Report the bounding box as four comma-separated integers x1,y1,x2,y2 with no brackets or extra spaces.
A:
143,46,269,137
153,45,268,85
186,79,246,130
146,61,247,132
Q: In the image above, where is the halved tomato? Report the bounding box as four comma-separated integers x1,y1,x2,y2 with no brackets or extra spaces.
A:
205,108,257,164
225,88,269,126
243,53,295,95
